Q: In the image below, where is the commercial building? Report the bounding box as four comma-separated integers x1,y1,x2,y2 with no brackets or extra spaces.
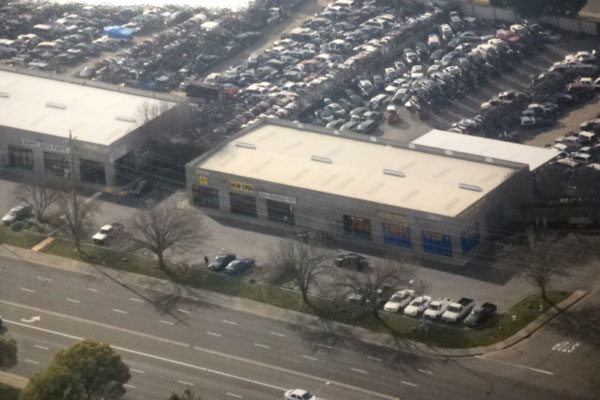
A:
186,120,556,265
0,69,176,188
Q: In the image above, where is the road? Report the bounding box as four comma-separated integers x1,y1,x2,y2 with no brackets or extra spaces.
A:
0,255,597,400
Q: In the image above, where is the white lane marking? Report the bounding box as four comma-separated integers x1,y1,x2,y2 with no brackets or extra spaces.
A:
475,356,554,375
131,368,145,374
302,355,318,361
177,308,190,314
21,316,41,323
129,297,144,303
254,343,270,349
207,331,222,337
178,380,194,386
227,393,242,398
2,304,396,400
124,384,136,389
223,320,237,325
87,288,98,292
112,309,128,314
66,298,81,303
417,368,433,375
270,331,285,337
34,344,49,351
552,340,580,353
401,381,418,387
37,276,52,282
367,356,382,362
159,320,175,326
318,344,333,349
25,359,39,365
351,368,368,374
20,287,35,293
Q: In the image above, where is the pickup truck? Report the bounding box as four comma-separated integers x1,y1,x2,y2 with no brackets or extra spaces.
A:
441,298,475,323
465,302,497,326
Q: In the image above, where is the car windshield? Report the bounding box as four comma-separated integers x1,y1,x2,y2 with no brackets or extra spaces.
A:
412,299,423,306
447,306,460,313
301,392,313,399
430,304,440,310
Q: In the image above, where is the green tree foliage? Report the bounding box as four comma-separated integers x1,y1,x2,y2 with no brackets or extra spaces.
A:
20,340,131,400
0,335,17,368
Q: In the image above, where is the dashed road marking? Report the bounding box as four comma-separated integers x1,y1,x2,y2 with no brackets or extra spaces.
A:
351,367,368,374
178,380,194,386
177,308,190,314
223,320,237,325
270,331,285,337
66,298,81,303
34,344,49,351
37,276,52,282
124,384,136,389
112,309,128,314
131,368,145,374
226,393,242,398
87,287,98,292
401,381,418,387
129,297,144,303
302,355,318,361
254,343,270,349
25,359,39,365
207,331,222,337
160,320,175,326
318,344,333,349
367,356,382,362
417,368,433,375
20,287,35,293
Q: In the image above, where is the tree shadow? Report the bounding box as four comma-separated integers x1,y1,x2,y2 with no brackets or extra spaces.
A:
548,304,600,348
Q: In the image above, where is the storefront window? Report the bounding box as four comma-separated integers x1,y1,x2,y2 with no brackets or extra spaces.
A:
44,152,69,177
230,192,257,218
79,158,106,185
383,222,412,248
192,185,219,209
8,145,34,170
461,223,480,253
267,199,295,225
422,230,452,257
343,215,372,239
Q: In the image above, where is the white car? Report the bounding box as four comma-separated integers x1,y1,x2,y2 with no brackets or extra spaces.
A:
411,65,424,79
92,224,120,245
403,295,432,317
383,289,414,313
424,297,452,320
284,389,316,400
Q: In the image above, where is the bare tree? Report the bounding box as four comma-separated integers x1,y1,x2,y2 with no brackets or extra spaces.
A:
55,184,98,258
268,238,330,305
337,257,415,318
126,202,208,273
14,177,62,223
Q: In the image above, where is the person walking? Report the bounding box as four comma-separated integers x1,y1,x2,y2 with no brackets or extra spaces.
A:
204,255,209,267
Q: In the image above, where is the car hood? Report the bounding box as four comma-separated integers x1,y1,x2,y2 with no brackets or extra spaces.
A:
383,301,400,311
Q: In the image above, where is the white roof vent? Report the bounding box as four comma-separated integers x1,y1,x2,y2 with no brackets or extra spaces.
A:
459,183,482,192
116,115,136,123
383,169,405,178
311,155,332,164
235,141,256,150
0,92,9,98
46,101,66,110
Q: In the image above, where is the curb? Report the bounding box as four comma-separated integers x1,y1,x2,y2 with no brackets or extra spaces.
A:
0,370,29,389
0,244,586,357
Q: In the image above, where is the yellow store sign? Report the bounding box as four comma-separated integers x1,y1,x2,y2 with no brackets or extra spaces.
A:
198,176,209,186
230,181,254,192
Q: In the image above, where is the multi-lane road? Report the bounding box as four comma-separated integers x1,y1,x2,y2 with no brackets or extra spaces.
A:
0,254,597,400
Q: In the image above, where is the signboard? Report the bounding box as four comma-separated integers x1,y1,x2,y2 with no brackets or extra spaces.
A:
422,231,452,257
198,176,209,186
108,147,127,162
383,222,412,248
259,191,297,205
22,139,70,154
460,223,480,253
377,209,409,224
230,181,254,193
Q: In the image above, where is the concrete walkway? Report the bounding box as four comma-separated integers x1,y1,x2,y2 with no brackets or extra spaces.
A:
0,244,586,358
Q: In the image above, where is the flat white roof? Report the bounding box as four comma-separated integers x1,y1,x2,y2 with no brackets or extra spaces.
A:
195,123,519,217
412,130,559,171
0,70,175,146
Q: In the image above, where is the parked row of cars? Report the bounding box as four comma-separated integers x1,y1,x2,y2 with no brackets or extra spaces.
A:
207,253,256,276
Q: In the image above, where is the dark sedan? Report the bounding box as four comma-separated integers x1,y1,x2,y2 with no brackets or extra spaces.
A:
224,258,255,276
334,253,368,271
208,253,236,272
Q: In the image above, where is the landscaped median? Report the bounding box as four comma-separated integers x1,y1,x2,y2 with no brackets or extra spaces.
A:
1,226,573,349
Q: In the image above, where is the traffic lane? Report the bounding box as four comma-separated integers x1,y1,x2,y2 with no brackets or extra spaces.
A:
3,316,398,400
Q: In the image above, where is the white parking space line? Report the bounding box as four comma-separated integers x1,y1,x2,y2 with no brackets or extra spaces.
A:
417,368,433,375
367,356,382,362
475,356,554,375
131,368,145,374
129,297,144,303
223,319,237,325
351,367,368,374
254,343,270,349
177,308,190,314
318,344,333,349
112,309,128,314
87,287,98,292
302,355,318,361
270,331,285,337
124,384,136,389
178,380,194,386
401,381,418,387
34,344,49,351
159,320,175,326
227,393,243,398
66,298,81,303
25,359,39,365
206,331,222,337
37,276,52,282
20,287,35,293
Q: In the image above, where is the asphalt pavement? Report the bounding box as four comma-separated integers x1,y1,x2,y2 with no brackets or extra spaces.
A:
1,254,597,400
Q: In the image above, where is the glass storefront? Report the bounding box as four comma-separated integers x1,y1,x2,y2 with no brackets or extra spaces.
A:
460,223,480,253
266,199,295,225
79,158,106,185
44,151,70,177
422,230,452,257
382,222,412,248
230,192,257,217
192,185,219,209
8,145,34,170
343,215,372,239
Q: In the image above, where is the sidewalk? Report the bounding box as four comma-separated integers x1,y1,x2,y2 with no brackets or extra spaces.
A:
0,244,587,358
0,370,28,389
